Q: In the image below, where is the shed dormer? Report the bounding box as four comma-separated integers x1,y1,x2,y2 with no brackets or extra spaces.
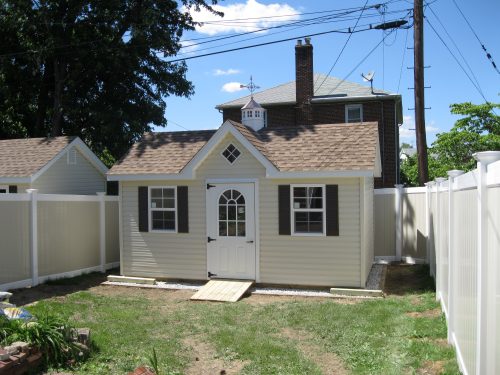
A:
241,98,266,131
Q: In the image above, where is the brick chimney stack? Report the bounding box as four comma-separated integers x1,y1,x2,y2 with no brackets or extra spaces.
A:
295,37,314,125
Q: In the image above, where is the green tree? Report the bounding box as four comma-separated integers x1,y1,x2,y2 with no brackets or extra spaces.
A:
401,102,500,186
0,0,220,164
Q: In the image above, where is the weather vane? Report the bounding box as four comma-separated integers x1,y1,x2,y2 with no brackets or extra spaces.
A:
240,76,260,99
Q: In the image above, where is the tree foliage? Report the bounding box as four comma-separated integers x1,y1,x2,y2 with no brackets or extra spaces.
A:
0,0,220,164
401,102,500,186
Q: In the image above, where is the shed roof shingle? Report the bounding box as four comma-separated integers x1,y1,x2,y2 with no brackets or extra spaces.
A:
108,121,379,175
0,136,74,178
216,74,394,109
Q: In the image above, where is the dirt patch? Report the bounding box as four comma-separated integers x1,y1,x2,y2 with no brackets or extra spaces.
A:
384,264,434,296
280,328,349,375
433,338,449,348
406,308,442,318
182,337,248,375
243,293,360,305
417,360,447,374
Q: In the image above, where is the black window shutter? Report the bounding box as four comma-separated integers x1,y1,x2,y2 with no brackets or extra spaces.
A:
8,185,17,193
326,185,339,236
138,186,149,232
278,185,291,235
177,186,189,233
106,181,119,196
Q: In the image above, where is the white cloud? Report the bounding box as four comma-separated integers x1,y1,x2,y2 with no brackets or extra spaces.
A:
399,115,439,139
185,0,300,36
222,82,245,93
213,68,241,76
179,40,199,56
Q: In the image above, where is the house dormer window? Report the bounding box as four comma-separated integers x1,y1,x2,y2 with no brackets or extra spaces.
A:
345,104,363,123
222,144,241,164
255,111,260,118
247,110,252,118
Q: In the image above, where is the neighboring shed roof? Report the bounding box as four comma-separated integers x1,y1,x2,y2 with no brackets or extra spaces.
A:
110,130,216,175
216,74,394,109
0,136,75,178
109,121,379,175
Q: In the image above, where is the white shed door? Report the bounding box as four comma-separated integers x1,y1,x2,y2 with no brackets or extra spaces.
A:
206,183,256,280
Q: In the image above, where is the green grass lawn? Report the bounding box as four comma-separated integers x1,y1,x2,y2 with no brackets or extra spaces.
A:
18,265,459,374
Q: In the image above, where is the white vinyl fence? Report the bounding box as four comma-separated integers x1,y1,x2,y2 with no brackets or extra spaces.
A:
375,151,500,375
0,190,120,291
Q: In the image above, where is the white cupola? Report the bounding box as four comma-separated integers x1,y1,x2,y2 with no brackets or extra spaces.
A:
241,97,266,131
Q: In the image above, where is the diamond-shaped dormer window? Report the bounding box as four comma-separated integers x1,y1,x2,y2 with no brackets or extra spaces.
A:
222,144,241,164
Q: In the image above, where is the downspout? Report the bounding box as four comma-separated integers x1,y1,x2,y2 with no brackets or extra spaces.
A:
395,100,400,184
378,101,385,187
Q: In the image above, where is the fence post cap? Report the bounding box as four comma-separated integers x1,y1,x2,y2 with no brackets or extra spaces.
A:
424,181,434,187
394,184,404,189
26,189,38,194
473,151,500,165
435,177,447,183
447,170,464,178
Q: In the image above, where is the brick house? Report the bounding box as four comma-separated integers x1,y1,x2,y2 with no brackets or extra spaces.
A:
216,38,403,188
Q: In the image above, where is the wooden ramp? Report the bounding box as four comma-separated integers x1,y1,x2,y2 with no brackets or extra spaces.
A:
191,280,254,302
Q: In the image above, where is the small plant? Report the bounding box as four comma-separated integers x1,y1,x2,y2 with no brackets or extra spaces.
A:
0,313,81,366
147,347,161,375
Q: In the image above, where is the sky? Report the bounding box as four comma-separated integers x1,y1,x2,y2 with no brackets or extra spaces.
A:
160,0,500,147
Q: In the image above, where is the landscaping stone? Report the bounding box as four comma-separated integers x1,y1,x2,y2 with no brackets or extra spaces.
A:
128,366,156,375
76,328,91,346
0,350,9,361
9,342,29,353
0,345,43,375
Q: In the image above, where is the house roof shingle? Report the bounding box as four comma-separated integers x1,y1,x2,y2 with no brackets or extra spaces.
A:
0,136,75,178
108,121,379,175
216,74,394,109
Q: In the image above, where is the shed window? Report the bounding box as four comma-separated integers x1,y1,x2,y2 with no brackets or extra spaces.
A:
255,110,260,117
345,104,363,123
291,185,325,235
0,185,7,194
222,144,241,164
149,187,177,231
247,110,252,118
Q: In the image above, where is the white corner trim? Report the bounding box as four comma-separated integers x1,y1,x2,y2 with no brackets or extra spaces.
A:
37,262,120,284
31,137,108,183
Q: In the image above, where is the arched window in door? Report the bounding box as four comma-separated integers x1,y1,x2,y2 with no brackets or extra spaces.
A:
218,189,246,237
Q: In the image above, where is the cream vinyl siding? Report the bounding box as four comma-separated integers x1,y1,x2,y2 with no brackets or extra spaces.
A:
120,134,266,279
374,192,396,257
105,201,120,264
0,201,30,284
37,201,100,276
32,147,105,194
363,177,374,284
260,178,361,287
195,134,266,179
402,191,427,261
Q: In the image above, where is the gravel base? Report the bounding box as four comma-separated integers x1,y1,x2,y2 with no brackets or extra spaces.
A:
365,264,387,290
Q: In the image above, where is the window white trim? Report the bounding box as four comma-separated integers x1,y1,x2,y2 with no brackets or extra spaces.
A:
148,186,177,233
0,185,9,194
345,104,363,123
290,184,326,237
221,143,241,165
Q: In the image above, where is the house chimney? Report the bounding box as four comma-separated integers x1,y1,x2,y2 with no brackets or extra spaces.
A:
295,38,314,125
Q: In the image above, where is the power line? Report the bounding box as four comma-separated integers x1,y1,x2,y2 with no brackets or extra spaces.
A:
314,0,370,94
426,18,493,107
166,22,406,63
426,4,482,91
327,28,398,95
451,0,500,75
166,119,191,131
397,26,409,92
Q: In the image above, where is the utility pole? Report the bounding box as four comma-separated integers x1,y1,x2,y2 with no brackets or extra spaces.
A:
414,0,429,185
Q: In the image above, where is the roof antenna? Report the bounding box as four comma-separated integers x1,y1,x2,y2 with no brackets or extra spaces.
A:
240,76,260,99
361,71,375,94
